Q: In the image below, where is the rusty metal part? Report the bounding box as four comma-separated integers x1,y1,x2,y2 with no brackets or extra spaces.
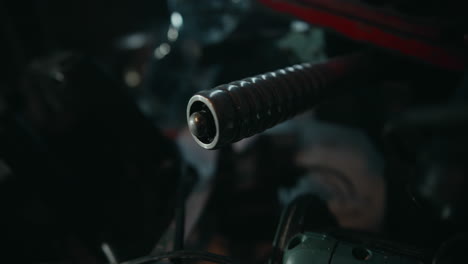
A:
187,52,380,149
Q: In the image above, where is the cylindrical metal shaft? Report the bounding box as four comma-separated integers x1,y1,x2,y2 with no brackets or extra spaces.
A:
187,52,379,149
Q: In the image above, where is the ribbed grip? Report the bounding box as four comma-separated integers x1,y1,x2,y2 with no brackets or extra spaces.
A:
223,62,327,141
187,53,376,149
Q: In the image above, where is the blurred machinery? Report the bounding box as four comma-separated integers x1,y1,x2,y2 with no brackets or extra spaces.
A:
1,0,468,264
183,1,468,264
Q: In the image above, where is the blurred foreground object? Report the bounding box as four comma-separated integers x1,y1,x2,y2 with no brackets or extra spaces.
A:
1,53,179,262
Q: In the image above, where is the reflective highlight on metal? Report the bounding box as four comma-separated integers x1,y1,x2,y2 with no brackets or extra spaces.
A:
283,232,422,264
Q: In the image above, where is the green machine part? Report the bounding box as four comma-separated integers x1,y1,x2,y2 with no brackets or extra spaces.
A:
283,232,423,264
